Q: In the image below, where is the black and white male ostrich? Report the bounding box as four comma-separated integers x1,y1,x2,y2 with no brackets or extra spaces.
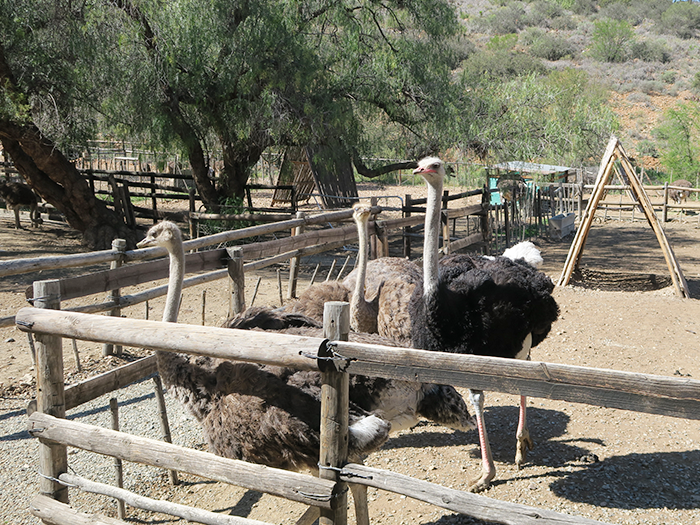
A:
408,157,560,493
136,221,391,473
0,180,41,228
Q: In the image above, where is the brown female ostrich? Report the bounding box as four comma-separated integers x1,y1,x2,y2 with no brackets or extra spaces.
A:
0,181,41,228
669,179,692,205
136,221,391,472
408,157,560,493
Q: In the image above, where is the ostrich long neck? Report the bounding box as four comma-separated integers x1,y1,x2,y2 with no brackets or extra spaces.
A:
162,241,184,323
423,178,443,298
350,214,370,331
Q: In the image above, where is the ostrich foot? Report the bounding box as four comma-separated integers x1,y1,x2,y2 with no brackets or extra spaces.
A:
515,427,534,468
467,467,496,493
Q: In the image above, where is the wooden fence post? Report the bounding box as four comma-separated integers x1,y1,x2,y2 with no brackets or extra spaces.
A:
320,302,350,525
152,375,179,486
441,190,450,254
287,211,305,300
403,194,412,259
663,182,669,222
369,197,378,259
103,239,127,356
33,279,69,504
481,186,491,256
226,247,245,318
150,174,158,224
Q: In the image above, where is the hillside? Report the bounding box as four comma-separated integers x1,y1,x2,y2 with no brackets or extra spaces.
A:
455,0,700,175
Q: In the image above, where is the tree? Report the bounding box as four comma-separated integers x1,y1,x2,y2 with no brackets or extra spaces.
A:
653,102,700,183
0,7,136,249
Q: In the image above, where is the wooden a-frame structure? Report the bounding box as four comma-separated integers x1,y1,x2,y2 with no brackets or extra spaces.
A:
557,136,690,298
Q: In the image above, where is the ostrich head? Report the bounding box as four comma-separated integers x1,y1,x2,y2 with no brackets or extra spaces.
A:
137,221,183,251
352,202,373,224
413,157,447,187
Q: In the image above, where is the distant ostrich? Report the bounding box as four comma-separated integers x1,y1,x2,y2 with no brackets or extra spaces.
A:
669,179,693,205
0,181,41,228
136,221,392,472
408,157,560,493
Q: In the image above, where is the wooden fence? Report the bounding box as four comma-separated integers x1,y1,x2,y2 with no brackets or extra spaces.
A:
16,299,700,525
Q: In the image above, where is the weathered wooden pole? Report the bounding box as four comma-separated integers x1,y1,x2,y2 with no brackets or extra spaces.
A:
153,375,179,485
103,238,127,356
287,211,305,300
319,302,351,525
226,247,245,318
33,279,69,503
403,194,412,258
110,397,126,519
442,190,450,254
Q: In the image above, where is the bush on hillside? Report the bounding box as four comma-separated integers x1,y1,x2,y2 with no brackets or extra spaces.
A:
529,34,576,61
589,18,634,63
629,39,671,63
656,1,700,39
462,49,546,82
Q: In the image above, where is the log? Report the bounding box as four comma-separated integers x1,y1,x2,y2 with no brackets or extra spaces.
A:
338,464,609,525
0,249,117,279
64,355,157,411
16,308,322,371
330,341,700,420
58,473,270,525
28,412,335,509
30,494,125,525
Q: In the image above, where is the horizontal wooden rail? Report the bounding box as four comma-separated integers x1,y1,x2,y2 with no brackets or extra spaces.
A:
339,464,607,525
28,412,334,509
0,249,117,278
15,308,323,371
30,494,126,525
64,355,157,411
190,212,292,222
330,341,700,420
15,308,700,420
58,473,270,525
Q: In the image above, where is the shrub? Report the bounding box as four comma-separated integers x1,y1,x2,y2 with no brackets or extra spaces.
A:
661,70,676,85
570,0,598,16
485,4,527,34
486,33,519,51
589,18,634,63
461,49,546,82
636,140,659,158
519,27,546,47
692,72,700,95
550,15,577,31
656,2,700,39
529,34,575,61
599,1,643,26
629,40,671,63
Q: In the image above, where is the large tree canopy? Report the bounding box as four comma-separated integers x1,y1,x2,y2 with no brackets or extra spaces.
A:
1,0,618,248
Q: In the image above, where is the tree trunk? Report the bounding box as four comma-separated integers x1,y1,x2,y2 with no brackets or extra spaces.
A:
0,123,137,250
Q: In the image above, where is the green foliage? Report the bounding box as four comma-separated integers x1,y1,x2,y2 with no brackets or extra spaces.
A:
692,72,700,95
589,18,635,63
636,140,659,158
653,101,700,179
486,34,519,51
629,39,671,63
661,70,677,84
461,49,546,82
528,34,575,61
569,0,598,16
657,1,700,39
482,4,527,34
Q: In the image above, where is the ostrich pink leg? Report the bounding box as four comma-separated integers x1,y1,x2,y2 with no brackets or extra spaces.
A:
515,394,533,467
467,389,495,493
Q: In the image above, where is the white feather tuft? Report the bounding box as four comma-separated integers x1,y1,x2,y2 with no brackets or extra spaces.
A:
349,415,391,448
501,241,543,268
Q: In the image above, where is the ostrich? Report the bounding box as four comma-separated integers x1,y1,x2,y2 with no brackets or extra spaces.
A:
136,221,392,472
0,181,41,228
408,157,560,493
669,179,692,205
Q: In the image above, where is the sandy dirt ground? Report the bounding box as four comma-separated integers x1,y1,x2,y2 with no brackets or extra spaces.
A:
1,182,699,525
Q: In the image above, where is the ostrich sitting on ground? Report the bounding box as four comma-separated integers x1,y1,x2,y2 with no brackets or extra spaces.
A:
669,179,692,205
136,221,392,472
0,181,41,228
408,157,560,493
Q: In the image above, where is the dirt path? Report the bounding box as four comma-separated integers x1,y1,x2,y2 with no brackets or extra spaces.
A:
1,186,700,524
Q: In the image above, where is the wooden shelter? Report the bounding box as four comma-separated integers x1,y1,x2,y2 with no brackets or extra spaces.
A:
557,136,690,299
272,143,359,209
